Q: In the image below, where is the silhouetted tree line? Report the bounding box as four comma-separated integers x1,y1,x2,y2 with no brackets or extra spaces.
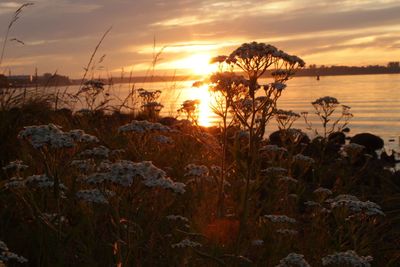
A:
281,61,400,77
1,73,71,88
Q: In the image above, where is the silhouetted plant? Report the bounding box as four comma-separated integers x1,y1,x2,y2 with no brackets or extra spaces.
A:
74,79,113,112
207,42,305,249
303,96,353,138
137,88,163,121
178,99,201,124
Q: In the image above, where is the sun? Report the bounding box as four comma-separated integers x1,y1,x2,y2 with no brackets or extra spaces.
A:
172,53,218,76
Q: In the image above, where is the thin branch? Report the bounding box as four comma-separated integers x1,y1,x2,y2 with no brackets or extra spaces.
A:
78,26,112,91
0,2,34,69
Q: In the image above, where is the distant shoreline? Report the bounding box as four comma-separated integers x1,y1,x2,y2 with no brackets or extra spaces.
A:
3,70,399,88
73,71,400,85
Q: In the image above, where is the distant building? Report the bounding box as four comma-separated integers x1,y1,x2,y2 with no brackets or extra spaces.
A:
34,73,70,86
7,73,71,87
7,75,32,87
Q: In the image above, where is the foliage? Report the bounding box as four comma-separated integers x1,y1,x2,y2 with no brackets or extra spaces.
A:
0,41,399,267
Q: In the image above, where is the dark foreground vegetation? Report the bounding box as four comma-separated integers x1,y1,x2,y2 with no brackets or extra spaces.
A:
1,42,400,267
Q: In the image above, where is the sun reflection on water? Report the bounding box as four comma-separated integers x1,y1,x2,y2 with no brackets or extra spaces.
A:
196,85,214,127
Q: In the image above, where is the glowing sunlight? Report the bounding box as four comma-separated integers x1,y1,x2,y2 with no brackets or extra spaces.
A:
196,85,214,127
172,54,218,76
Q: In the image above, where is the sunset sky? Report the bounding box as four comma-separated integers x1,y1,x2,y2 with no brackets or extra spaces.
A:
0,0,399,77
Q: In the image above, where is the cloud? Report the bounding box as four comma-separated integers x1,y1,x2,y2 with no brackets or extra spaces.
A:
0,0,399,76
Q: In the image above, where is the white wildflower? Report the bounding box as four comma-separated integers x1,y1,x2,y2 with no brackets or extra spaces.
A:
0,251,28,264
25,174,68,190
4,177,25,189
276,253,311,267
276,229,298,235
85,161,185,194
68,129,99,143
166,215,189,222
18,124,75,149
18,124,97,149
98,160,112,171
260,145,287,153
262,167,288,176
293,154,315,165
71,159,95,172
327,194,358,202
2,160,28,172
76,189,115,204
264,215,296,224
228,42,283,64
279,176,298,184
153,135,174,144
118,120,172,133
171,239,202,248
184,164,209,178
142,174,186,194
327,194,385,216
322,250,373,266
0,240,28,264
80,146,110,158
314,187,333,195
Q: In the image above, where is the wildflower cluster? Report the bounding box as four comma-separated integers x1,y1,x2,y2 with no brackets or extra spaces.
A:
312,96,340,107
0,40,395,266
275,109,300,127
263,215,296,224
276,253,311,267
5,174,67,190
171,239,202,248
2,160,28,172
18,124,98,149
137,88,163,119
177,100,201,123
75,79,112,111
321,250,373,266
76,189,115,204
0,240,28,264
118,120,172,133
166,215,189,222
184,164,209,178
84,160,185,193
305,96,353,138
327,194,385,216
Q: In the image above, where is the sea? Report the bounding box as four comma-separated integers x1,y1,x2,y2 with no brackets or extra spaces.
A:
53,74,400,159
